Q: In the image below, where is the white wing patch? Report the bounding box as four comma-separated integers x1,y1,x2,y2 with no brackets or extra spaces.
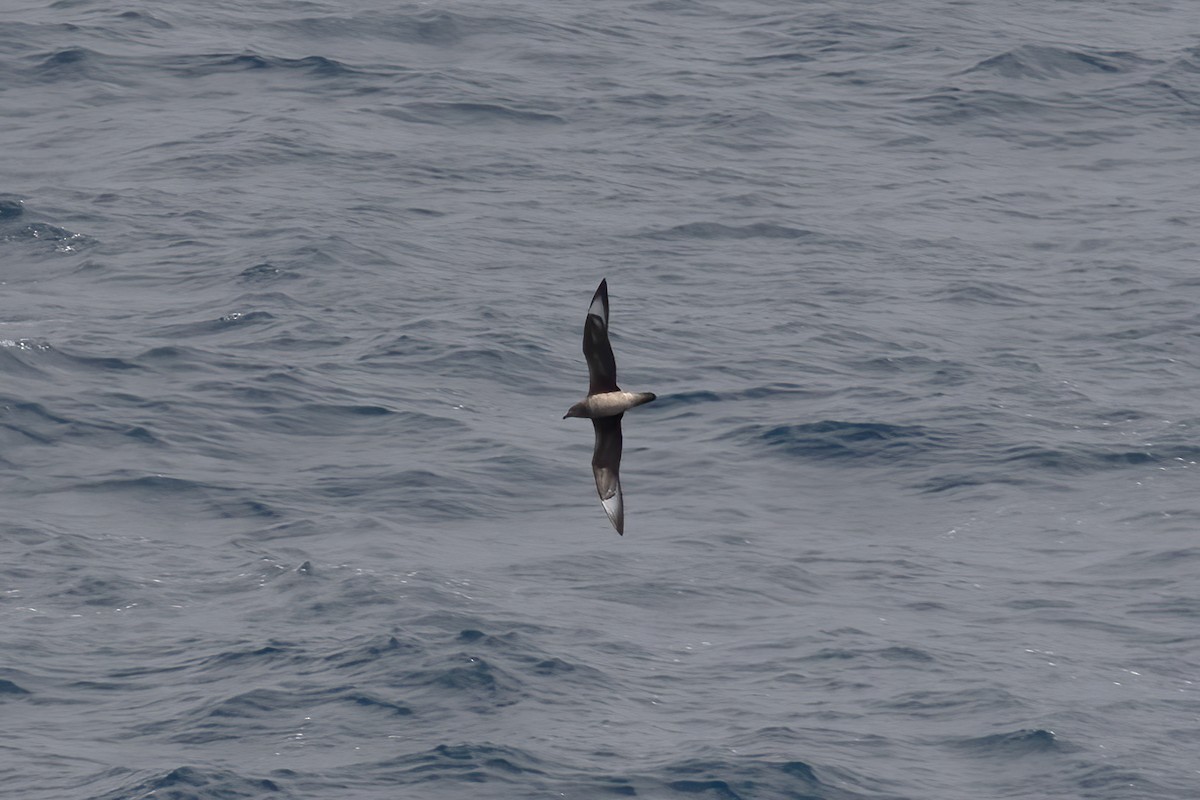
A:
599,478,623,534
587,293,607,326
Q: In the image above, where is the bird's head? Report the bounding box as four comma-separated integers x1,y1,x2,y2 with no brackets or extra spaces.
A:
563,402,587,419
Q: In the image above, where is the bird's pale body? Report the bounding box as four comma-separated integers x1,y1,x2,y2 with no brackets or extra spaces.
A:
565,391,657,420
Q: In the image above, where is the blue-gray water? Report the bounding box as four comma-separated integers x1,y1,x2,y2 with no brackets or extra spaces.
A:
3,1,1198,798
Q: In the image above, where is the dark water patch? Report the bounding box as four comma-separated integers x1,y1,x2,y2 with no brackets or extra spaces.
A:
6,526,57,547
238,518,325,545
981,350,1042,373
654,384,817,410
0,401,69,444
665,778,742,798
397,343,557,387
640,221,815,240
733,420,943,462
158,52,366,79
745,51,815,65
198,687,296,720
613,91,688,108
1098,408,1154,422
140,136,339,177
1092,321,1180,341
50,572,156,608
301,402,391,417
963,45,1154,80
95,766,281,800
0,344,50,378
1128,595,1200,617
69,679,134,692
200,641,306,672
68,474,215,494
345,690,414,716
852,355,974,386
388,101,566,126
452,629,601,682
147,683,417,746
877,646,933,663
573,575,711,607
1066,763,1165,796
949,727,1064,757
154,311,276,338
114,10,173,29
279,10,469,45
405,655,517,701
904,88,1070,126
53,349,141,372
121,425,158,444
357,742,546,786
285,55,359,78
30,47,105,80
125,343,205,367
238,262,292,282
1084,546,1200,573
235,330,355,354
290,8,578,47
875,687,1022,716
801,645,934,665
905,600,949,611
639,756,865,800
530,657,576,676
245,405,461,438
457,628,519,646
0,221,92,252
931,280,1043,307
881,132,936,147
266,561,405,615
692,109,794,142
1173,44,1200,73
1001,443,1200,475
210,495,282,520
0,401,161,450
915,469,1068,496
1021,615,1167,641
0,198,25,219
1004,597,1075,610
322,634,423,671
0,679,31,696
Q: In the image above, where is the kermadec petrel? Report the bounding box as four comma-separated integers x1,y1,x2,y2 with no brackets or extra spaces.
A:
563,279,656,535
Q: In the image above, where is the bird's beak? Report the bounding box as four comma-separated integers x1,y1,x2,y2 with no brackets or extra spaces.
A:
562,412,570,419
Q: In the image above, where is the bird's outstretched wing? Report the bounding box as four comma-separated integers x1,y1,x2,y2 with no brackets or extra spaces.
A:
591,414,624,535
583,279,619,395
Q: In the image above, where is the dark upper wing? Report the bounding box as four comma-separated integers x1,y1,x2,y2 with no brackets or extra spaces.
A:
591,414,624,535
583,279,619,395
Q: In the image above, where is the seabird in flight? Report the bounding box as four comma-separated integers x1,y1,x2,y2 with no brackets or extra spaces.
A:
563,279,656,535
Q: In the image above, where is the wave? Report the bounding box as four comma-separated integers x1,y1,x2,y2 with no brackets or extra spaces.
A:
95,766,282,800
640,222,817,240
962,45,1156,80
732,419,944,462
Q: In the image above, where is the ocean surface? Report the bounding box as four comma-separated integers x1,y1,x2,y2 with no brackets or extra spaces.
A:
3,1,1199,798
